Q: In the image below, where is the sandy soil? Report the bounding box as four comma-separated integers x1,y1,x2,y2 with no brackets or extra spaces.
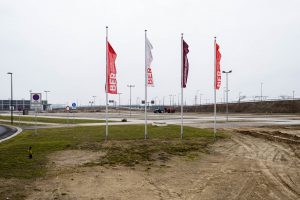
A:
24,127,300,200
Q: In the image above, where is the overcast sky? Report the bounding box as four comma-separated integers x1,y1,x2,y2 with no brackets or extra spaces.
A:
1,0,299,106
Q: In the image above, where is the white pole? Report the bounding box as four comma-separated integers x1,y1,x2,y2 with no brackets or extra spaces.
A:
35,107,37,135
226,73,229,122
145,30,148,139
105,26,109,140
214,37,217,140
181,33,184,139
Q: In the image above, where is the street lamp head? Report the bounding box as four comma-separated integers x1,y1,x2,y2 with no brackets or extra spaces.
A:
222,70,232,73
7,72,12,75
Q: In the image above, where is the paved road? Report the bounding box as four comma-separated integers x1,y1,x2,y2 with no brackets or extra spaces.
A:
0,125,17,141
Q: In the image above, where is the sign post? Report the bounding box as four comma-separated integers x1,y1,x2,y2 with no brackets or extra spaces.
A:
72,103,77,125
30,93,42,135
66,106,70,126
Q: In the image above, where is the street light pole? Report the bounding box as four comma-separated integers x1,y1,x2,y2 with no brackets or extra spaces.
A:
7,72,13,124
127,84,135,116
222,70,232,122
92,96,96,111
44,90,50,111
117,92,122,114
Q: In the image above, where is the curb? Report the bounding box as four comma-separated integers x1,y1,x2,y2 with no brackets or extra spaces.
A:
0,125,23,143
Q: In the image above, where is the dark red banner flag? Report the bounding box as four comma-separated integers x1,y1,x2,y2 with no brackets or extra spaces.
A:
215,43,221,90
182,40,189,88
106,41,117,94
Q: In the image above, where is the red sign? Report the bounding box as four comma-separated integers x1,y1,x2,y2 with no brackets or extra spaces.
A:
147,67,154,86
107,41,117,94
215,43,221,90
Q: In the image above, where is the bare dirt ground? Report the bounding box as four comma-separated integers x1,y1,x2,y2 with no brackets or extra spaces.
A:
24,126,300,200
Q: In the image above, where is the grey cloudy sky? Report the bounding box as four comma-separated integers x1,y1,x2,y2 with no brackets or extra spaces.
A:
1,0,299,106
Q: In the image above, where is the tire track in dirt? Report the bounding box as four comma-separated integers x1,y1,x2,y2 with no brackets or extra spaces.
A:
232,133,299,199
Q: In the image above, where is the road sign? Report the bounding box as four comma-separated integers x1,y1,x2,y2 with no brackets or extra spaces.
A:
31,93,42,104
30,93,42,109
72,103,77,109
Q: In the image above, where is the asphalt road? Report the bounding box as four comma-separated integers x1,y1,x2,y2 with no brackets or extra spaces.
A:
0,125,17,141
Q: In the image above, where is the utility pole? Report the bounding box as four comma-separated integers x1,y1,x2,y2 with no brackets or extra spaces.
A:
44,90,50,111
7,72,13,124
92,96,96,111
238,92,242,104
127,84,135,116
222,70,232,122
118,92,122,114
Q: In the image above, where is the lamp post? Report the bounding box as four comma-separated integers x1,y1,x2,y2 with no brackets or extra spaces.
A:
222,70,232,122
117,92,122,114
44,90,50,111
7,72,13,124
172,95,176,106
92,96,96,111
127,84,135,116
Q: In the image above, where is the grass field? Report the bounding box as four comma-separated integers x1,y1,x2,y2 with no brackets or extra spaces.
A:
0,125,225,180
0,115,107,124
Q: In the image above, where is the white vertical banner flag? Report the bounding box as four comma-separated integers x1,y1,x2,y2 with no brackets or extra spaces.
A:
146,36,154,87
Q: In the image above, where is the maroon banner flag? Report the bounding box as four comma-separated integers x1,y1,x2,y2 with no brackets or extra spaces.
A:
107,41,117,94
182,40,189,88
215,43,221,90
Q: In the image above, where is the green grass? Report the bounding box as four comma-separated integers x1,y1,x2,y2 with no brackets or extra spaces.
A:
0,125,225,179
0,115,107,124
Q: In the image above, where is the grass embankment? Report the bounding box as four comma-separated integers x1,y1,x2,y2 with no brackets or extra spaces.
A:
0,125,225,179
0,125,225,199
0,115,106,124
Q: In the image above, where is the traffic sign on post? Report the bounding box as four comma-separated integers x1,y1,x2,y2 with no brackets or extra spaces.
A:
72,103,77,110
30,93,42,109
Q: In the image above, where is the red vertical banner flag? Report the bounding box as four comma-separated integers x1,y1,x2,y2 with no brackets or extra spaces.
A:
182,40,189,88
107,41,117,94
215,43,222,90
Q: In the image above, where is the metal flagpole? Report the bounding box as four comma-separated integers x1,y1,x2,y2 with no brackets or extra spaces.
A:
213,37,217,140
144,30,148,139
105,26,109,140
181,33,184,139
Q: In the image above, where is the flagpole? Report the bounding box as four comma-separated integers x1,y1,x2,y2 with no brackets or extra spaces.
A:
213,37,217,140
181,33,184,139
144,30,148,139
105,26,109,140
